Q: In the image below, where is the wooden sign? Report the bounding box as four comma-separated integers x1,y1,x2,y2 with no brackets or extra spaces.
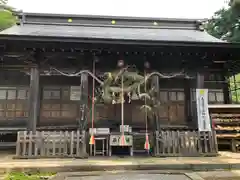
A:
120,125,132,132
70,86,81,101
89,128,110,135
110,135,133,146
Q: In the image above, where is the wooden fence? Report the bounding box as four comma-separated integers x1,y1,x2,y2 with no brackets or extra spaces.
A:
15,130,86,158
155,130,218,157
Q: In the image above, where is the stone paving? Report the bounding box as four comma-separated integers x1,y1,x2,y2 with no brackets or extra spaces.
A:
65,173,191,180
52,170,240,180
0,151,239,172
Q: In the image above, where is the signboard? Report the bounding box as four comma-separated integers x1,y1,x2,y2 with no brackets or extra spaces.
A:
196,89,211,132
110,135,133,146
120,125,132,132
70,86,81,101
89,128,110,135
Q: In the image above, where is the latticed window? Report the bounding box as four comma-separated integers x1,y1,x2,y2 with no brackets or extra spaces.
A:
158,89,185,124
191,89,224,104
41,86,78,119
208,89,224,104
0,87,29,119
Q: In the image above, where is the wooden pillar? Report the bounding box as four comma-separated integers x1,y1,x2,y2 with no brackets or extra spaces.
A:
196,72,204,89
152,75,160,131
222,74,230,104
184,79,191,122
28,66,40,133
191,72,205,128
79,72,88,130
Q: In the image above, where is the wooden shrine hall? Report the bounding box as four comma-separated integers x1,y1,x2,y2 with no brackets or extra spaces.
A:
0,12,239,158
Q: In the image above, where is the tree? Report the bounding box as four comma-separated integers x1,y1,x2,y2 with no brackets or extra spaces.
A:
0,0,16,31
205,0,240,42
205,0,240,103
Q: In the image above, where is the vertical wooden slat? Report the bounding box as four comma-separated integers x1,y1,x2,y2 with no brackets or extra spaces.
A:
82,131,86,155
213,130,218,153
203,132,208,153
22,131,27,156
166,131,171,154
52,131,56,156
16,131,21,156
34,131,38,156
197,131,202,154
64,131,68,155
28,131,33,156
172,131,176,155
40,131,44,156
76,130,80,156
155,131,159,155
70,131,74,156
208,131,213,153
177,131,181,154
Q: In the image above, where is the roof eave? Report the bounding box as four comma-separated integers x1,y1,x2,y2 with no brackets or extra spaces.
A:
0,34,236,48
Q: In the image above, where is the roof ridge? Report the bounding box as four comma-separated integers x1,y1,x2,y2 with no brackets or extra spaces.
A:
17,12,204,31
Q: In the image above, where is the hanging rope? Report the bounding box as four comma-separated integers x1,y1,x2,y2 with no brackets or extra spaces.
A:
144,70,150,151
89,61,96,145
51,68,104,85
120,74,126,146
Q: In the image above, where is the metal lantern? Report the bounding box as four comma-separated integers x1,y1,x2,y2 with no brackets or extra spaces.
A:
117,60,124,67
144,61,150,69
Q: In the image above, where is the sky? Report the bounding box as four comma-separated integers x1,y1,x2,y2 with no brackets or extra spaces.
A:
8,0,228,19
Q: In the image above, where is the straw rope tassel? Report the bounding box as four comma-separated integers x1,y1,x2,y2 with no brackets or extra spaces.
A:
89,60,96,145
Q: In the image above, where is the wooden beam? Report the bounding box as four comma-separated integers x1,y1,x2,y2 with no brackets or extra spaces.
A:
28,66,40,133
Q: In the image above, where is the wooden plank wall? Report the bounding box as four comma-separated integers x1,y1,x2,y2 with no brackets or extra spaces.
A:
15,130,86,158
155,130,218,156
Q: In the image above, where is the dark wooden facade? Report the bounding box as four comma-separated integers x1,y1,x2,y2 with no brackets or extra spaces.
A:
0,12,239,134
0,69,227,131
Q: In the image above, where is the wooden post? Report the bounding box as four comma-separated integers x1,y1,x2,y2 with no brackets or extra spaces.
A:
222,73,230,104
196,72,204,89
191,72,205,128
79,72,88,131
184,79,191,123
28,66,40,133
153,75,160,131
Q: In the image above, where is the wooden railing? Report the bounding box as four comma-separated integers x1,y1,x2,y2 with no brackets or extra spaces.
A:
15,130,86,158
155,130,218,157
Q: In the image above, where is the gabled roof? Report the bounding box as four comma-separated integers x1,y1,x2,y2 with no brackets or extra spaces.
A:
0,12,225,44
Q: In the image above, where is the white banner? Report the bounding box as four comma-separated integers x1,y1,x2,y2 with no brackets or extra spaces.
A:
70,86,81,101
196,89,211,132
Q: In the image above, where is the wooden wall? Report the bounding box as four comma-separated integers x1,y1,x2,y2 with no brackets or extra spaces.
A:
0,70,226,129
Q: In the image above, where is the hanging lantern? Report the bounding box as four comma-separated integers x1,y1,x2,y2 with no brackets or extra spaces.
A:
117,59,124,67
144,133,150,150
144,61,150,69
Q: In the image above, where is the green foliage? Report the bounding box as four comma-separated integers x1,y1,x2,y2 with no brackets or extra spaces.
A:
0,0,16,31
206,2,240,103
0,10,16,31
4,172,56,180
229,74,240,102
206,6,240,42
